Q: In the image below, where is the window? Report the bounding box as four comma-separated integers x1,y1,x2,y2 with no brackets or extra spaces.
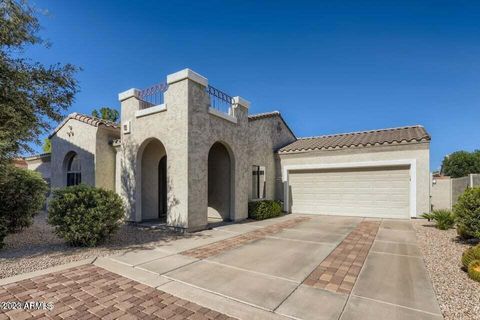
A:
67,154,81,186
252,165,266,199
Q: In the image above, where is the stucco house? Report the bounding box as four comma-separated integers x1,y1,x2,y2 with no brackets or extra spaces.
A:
36,68,431,231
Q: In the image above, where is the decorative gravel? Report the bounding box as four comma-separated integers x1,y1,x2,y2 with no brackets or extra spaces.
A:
0,211,196,279
412,220,480,320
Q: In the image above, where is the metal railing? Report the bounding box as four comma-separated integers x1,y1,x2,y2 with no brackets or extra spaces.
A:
207,85,233,116
138,82,169,109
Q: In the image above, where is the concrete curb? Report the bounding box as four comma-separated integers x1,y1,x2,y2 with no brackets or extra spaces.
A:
0,258,96,286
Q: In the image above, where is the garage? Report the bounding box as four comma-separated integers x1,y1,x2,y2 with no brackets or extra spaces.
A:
277,125,431,219
288,165,410,218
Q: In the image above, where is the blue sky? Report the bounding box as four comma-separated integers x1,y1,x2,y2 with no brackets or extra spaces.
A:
27,0,480,170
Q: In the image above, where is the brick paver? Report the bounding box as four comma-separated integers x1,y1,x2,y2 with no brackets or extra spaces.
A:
181,216,311,259
0,264,236,320
303,220,380,294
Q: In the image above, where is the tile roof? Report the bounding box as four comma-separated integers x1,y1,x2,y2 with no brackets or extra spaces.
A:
24,153,51,161
248,111,296,138
248,111,282,120
49,112,120,138
278,125,430,153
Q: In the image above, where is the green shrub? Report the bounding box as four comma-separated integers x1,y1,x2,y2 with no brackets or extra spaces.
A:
248,200,282,220
420,212,434,221
432,209,456,230
467,260,480,283
454,187,480,239
425,210,455,230
48,185,125,247
462,245,480,269
0,218,8,249
0,165,48,233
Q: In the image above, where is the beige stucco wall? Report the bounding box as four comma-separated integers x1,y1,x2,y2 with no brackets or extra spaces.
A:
51,119,97,188
118,80,190,227
278,142,430,217
431,178,452,210
50,118,119,191
186,80,250,229
26,156,51,180
247,117,296,201
95,127,120,191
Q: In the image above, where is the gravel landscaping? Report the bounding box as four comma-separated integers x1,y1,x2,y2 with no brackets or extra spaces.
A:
0,211,199,279
413,220,480,320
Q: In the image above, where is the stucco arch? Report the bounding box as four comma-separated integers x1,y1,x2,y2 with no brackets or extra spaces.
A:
136,138,168,222
207,141,235,222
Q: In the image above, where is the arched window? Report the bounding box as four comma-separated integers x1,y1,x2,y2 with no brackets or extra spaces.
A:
67,154,81,186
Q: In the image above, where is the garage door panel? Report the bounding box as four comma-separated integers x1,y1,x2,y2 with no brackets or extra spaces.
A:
289,166,410,218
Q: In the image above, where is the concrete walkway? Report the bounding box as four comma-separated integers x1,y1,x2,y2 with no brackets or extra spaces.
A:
98,214,443,320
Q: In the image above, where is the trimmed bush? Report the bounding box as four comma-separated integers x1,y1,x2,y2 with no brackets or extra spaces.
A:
462,245,480,269
0,165,48,233
248,200,282,220
467,260,480,283
454,187,480,240
48,185,125,247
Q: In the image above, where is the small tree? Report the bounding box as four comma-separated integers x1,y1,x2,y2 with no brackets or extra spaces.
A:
42,138,51,153
441,151,480,178
0,0,79,167
92,107,119,122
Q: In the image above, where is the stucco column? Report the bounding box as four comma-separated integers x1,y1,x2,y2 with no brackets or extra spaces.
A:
231,96,250,221
117,88,142,221
166,69,208,230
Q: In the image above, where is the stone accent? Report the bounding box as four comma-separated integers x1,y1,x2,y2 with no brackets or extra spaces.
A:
0,264,235,320
181,217,311,259
303,220,380,294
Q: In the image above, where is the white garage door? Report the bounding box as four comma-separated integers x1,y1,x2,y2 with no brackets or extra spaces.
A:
288,165,410,218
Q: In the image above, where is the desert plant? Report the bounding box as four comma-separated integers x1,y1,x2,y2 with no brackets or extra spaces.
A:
467,260,480,282
420,212,434,221
248,200,282,220
462,245,480,269
0,165,48,233
48,185,125,247
432,210,456,230
424,210,455,230
454,187,480,239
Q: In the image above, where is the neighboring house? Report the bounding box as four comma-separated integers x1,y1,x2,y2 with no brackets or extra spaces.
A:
27,68,431,231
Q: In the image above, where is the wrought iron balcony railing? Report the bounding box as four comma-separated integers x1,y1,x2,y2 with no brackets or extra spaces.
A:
138,82,169,109
207,85,233,116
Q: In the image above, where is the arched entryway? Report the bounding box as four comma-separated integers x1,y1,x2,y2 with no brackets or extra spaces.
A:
138,139,167,222
208,142,234,223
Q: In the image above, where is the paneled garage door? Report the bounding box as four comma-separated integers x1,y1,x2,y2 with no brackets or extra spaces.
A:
288,165,410,218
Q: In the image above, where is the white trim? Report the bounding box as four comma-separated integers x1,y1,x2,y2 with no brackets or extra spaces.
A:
135,104,167,118
281,159,417,218
166,68,208,87
118,88,140,101
232,96,250,108
208,107,237,124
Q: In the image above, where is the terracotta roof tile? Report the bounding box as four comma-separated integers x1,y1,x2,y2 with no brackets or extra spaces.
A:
49,112,120,138
278,125,430,153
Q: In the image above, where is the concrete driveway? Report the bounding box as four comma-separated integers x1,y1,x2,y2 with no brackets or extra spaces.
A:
98,214,443,320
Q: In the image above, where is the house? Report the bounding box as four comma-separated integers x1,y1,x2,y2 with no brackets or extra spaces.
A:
38,68,431,231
